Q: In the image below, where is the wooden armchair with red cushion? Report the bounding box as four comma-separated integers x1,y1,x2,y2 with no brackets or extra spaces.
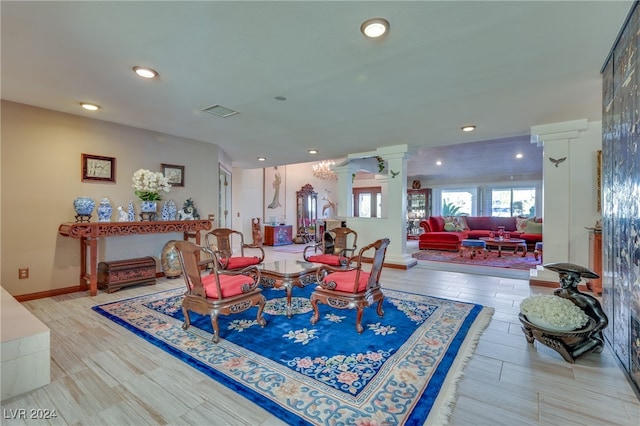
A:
303,227,357,267
174,241,266,343
204,228,265,270
310,238,390,333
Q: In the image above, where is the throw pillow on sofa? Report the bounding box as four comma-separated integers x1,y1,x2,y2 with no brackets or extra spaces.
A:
516,216,529,233
443,216,457,231
443,216,468,232
524,220,543,235
444,222,456,231
456,216,469,231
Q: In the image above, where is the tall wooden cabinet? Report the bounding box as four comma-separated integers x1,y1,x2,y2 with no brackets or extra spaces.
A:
407,189,431,239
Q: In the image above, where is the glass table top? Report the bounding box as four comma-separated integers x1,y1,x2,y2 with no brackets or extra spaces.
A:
259,259,321,276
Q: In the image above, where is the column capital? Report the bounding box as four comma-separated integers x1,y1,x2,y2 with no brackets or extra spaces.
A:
531,119,588,146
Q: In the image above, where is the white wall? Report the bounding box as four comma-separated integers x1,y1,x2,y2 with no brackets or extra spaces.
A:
568,121,602,266
1,101,220,296
236,162,338,241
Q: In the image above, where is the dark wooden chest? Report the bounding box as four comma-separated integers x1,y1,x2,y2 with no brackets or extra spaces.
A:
98,256,157,293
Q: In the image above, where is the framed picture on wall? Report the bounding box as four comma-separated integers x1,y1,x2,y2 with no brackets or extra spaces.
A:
82,153,116,182
162,163,185,187
263,165,286,224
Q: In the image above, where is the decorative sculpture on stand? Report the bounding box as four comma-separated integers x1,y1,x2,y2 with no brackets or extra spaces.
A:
252,218,263,247
321,190,337,218
519,262,608,363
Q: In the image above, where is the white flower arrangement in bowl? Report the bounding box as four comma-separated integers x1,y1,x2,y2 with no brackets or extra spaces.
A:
520,294,590,331
132,169,171,201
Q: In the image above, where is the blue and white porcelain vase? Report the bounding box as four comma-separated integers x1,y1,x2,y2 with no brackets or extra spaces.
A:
97,197,112,222
161,200,177,221
73,197,95,222
127,201,135,221
140,200,158,213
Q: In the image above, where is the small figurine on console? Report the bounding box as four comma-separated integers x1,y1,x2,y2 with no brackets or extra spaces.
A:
178,198,200,220
117,206,129,222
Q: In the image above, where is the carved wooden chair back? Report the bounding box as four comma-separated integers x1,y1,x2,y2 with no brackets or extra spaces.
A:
174,240,266,343
303,227,357,267
310,238,390,333
204,228,265,270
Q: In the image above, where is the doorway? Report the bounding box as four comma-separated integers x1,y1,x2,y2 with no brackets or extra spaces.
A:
219,165,231,228
352,186,382,217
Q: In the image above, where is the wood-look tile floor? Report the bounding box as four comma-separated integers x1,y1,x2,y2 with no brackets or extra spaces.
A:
2,242,639,425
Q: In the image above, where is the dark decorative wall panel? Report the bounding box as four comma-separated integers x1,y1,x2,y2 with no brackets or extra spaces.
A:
602,1,640,394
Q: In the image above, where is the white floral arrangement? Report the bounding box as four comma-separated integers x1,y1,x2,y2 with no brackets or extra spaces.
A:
520,295,589,330
132,169,171,201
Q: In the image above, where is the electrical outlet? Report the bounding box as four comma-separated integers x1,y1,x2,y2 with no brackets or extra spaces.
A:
19,268,29,279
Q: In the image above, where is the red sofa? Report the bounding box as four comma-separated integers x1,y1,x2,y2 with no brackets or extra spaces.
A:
418,216,542,251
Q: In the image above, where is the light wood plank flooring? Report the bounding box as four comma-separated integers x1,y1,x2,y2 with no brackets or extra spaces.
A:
2,242,639,425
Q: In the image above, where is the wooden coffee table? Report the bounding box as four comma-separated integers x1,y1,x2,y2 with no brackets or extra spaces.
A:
259,259,321,317
480,237,527,257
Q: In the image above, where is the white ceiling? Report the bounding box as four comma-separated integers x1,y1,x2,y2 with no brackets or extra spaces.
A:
1,1,633,179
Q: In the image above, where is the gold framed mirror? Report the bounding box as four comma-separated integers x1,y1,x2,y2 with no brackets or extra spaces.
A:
296,184,317,241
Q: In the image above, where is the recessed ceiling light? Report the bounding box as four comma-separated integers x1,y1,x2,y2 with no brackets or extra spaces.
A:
133,66,158,79
515,153,524,159
461,125,476,132
309,149,318,155
274,96,287,101
361,18,389,38
257,157,266,162
436,160,442,166
80,102,100,111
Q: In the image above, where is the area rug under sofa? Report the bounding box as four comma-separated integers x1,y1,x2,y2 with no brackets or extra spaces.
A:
412,248,540,270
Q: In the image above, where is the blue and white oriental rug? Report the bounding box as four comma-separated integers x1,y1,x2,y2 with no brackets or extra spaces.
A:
93,285,493,425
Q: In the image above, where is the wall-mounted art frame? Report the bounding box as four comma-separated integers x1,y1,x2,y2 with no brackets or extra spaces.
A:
596,150,602,212
82,153,115,182
162,163,185,187
263,165,286,224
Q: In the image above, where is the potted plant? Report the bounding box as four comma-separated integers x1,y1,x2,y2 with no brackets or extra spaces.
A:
132,169,171,217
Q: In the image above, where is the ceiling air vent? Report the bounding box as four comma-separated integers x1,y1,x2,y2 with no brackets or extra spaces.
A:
202,104,239,118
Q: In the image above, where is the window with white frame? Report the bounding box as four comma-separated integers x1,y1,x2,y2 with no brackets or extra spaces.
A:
488,188,536,217
435,188,476,216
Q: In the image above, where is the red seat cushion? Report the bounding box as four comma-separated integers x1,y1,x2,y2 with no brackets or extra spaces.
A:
307,254,344,266
323,270,371,293
220,256,260,269
200,273,254,298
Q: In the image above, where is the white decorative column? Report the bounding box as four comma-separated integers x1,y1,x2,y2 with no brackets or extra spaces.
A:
530,118,588,284
334,145,414,268
334,162,358,218
376,145,413,266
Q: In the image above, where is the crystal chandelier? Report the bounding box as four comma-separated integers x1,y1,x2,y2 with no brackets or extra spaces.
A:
312,160,337,181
